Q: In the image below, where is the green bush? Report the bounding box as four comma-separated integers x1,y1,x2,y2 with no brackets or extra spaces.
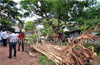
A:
25,34,38,44
84,43,100,56
38,55,56,65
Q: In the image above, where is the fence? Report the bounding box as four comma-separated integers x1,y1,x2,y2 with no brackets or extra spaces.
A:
25,37,68,45
7,38,25,44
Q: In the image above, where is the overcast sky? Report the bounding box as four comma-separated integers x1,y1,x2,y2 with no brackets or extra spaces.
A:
13,0,41,22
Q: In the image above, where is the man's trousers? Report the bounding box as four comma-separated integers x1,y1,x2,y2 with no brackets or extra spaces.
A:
2,39,7,47
9,42,16,58
18,41,24,51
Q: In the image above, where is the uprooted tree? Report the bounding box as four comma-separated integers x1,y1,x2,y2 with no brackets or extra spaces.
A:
30,23,100,65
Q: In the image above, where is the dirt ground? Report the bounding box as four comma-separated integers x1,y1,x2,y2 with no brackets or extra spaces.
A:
93,57,100,65
0,44,40,65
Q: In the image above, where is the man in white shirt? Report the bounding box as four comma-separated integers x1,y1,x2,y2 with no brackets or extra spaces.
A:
0,31,2,46
8,31,18,59
2,30,8,47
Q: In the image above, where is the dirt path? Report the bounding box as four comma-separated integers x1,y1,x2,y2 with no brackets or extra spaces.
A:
0,45,40,65
93,57,100,65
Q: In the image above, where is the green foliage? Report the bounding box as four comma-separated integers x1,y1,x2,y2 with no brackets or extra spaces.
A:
18,22,24,30
20,0,53,18
94,31,100,36
8,27,15,32
25,34,38,43
0,0,22,31
75,4,100,31
84,43,100,55
0,18,14,31
20,0,95,21
77,17,100,32
70,0,96,21
86,5,100,19
41,18,67,36
20,0,97,33
50,19,58,26
42,26,53,36
0,0,21,23
41,19,53,36
0,18,12,25
25,21,36,32
38,55,56,65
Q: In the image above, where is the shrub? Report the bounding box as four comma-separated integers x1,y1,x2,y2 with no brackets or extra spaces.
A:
84,43,100,56
38,55,56,65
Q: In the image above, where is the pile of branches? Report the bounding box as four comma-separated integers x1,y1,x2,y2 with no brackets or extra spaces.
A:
60,23,100,65
60,39,94,65
31,23,100,65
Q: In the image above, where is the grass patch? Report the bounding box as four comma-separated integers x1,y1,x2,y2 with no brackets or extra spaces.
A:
96,52,100,58
38,55,56,65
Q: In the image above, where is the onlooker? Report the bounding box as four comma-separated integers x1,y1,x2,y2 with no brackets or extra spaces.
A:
8,31,18,59
0,31,2,46
2,30,8,47
15,32,19,43
18,32,25,51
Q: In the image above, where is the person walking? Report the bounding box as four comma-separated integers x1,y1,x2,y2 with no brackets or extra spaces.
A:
2,30,8,47
8,31,18,59
18,32,25,51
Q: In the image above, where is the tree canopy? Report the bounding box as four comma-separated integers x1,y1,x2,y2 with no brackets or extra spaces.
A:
25,21,36,32
20,0,96,21
0,0,22,22
0,0,22,30
20,0,98,33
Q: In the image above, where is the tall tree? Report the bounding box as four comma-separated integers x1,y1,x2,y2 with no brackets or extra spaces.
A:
77,4,100,31
0,0,22,30
20,0,96,33
20,0,96,20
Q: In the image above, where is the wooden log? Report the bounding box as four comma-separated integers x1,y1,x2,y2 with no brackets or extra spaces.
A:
29,23,100,65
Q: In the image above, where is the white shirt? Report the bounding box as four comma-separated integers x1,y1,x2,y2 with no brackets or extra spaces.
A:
0,31,3,37
0,32,2,40
8,33,18,42
2,31,8,39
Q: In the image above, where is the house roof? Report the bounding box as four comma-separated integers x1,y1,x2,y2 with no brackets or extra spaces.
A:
68,29,81,33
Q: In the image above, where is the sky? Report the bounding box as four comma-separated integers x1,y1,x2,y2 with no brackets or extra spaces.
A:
13,0,100,22
13,0,41,22
98,0,100,1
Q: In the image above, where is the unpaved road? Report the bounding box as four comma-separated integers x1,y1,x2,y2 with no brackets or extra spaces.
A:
0,45,40,65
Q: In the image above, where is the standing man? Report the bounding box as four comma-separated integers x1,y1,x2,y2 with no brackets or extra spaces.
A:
0,31,2,46
18,32,25,51
2,30,8,47
8,31,18,59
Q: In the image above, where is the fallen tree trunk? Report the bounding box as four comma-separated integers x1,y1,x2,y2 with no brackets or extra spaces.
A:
30,23,100,65
31,42,94,65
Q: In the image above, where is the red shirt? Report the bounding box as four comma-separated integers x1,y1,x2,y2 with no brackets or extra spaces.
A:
18,33,25,41
51,36,55,39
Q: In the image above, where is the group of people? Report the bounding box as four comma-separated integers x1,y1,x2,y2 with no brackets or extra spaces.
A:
0,30,25,59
